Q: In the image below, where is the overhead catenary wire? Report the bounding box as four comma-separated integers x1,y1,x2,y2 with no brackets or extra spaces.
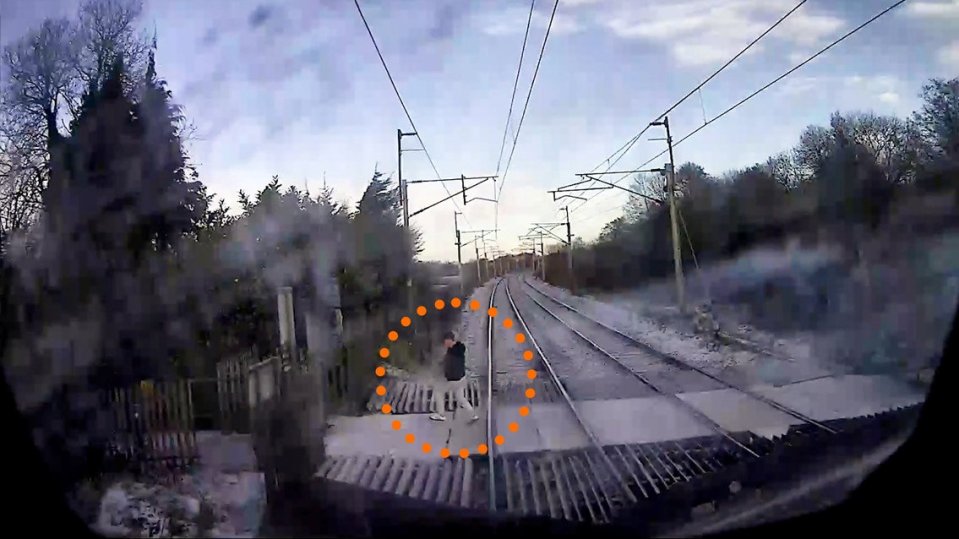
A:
569,0,907,217
353,0,469,223
567,0,812,217
495,0,537,178
494,0,537,239
496,0,561,204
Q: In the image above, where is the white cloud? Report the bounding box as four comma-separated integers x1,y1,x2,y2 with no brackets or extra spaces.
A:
905,1,959,18
787,50,810,64
563,0,606,6
937,40,959,70
674,41,764,66
478,6,582,36
845,75,909,111
598,0,845,67
777,74,906,110
844,74,899,92
778,75,823,96
878,92,901,105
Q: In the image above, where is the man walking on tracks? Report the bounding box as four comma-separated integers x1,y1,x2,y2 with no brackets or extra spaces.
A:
430,331,479,423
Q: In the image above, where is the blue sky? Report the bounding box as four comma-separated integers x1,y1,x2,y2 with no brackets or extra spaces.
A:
2,0,957,261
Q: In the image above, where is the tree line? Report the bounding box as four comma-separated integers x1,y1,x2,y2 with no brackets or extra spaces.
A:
545,78,959,294
0,0,453,487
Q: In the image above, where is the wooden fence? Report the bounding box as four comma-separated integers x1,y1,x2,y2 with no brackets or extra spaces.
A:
101,346,350,474
104,379,198,470
213,349,349,435
217,354,254,433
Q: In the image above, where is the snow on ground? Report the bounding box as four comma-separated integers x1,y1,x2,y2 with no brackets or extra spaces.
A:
585,231,959,383
525,277,753,370
524,275,849,388
93,432,265,537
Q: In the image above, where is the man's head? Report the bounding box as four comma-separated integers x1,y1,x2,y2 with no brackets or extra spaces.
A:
443,331,456,349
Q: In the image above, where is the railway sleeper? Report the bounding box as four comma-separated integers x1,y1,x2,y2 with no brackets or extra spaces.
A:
312,406,918,524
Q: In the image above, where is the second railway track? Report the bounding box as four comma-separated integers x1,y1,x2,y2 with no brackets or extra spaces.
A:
483,276,777,522
518,277,836,435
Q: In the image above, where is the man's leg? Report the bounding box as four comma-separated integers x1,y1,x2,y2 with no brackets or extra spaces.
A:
430,380,448,421
453,378,478,422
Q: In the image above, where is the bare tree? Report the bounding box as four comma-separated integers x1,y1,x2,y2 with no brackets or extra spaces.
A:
0,0,150,230
764,152,802,191
912,78,959,161
844,112,921,185
0,140,44,235
624,172,663,222
74,0,149,95
1,18,77,151
792,124,832,182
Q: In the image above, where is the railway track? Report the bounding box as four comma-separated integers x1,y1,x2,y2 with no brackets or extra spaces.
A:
519,277,836,435
317,276,912,526
483,275,776,522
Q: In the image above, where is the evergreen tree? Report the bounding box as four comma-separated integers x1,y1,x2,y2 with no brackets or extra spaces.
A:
136,39,205,252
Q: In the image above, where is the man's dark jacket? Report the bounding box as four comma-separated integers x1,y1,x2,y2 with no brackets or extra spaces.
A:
443,342,467,381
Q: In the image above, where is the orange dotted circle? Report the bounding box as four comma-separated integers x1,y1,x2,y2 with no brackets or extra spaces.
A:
376,296,539,458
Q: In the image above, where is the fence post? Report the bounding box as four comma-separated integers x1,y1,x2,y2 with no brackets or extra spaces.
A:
278,286,297,361
217,361,227,433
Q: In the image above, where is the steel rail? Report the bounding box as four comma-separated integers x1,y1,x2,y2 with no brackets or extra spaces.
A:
503,277,639,505
486,278,501,511
517,282,763,458
522,279,837,435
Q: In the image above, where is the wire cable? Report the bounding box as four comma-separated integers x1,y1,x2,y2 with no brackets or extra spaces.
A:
495,0,537,178
353,0,466,219
497,0,561,203
569,0,906,216
494,0,537,240
568,0,811,215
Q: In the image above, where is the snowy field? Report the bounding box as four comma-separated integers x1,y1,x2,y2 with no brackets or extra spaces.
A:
578,231,959,384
